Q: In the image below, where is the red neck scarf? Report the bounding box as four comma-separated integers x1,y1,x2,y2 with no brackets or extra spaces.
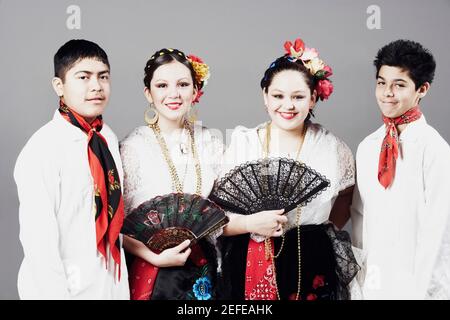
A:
58,101,124,279
378,106,422,189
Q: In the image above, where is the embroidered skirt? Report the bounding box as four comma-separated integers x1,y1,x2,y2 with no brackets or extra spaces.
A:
219,223,359,300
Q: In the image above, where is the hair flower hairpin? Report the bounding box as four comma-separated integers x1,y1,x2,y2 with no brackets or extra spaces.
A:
283,37,334,100
284,38,305,60
316,79,334,101
302,47,319,61
187,54,210,104
187,54,210,86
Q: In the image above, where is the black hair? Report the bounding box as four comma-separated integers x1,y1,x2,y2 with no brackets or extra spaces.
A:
144,48,200,90
374,39,436,90
54,39,110,82
260,56,317,121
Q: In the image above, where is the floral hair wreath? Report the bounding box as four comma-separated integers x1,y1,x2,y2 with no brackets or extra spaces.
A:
148,48,210,104
186,54,210,104
282,38,333,101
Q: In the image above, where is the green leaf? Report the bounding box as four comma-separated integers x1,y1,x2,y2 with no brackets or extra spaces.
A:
315,70,326,79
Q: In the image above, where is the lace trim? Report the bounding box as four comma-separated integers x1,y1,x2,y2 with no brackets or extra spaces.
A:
120,132,144,215
335,137,355,192
212,156,330,215
120,126,224,215
204,131,224,179
324,224,361,299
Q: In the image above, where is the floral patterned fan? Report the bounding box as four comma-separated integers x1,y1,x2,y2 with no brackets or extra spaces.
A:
121,193,229,253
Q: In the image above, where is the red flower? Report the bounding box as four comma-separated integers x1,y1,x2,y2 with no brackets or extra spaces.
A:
187,54,203,64
316,79,334,100
108,171,115,185
192,90,204,104
323,65,333,77
288,293,301,300
312,275,325,289
306,293,317,301
146,211,161,225
284,38,305,57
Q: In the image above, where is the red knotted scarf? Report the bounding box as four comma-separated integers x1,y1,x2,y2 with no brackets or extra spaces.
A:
59,101,124,279
378,106,422,189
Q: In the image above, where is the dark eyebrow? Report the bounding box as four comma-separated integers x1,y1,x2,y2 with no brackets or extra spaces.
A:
377,76,407,83
153,78,190,83
75,70,110,75
270,89,306,94
292,90,307,94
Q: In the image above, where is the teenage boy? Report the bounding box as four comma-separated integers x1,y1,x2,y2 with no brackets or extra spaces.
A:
351,40,450,299
14,39,129,299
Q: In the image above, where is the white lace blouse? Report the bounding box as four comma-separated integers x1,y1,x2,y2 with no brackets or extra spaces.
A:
220,121,355,233
120,124,224,216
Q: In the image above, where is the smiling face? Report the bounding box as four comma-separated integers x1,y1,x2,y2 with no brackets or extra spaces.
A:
52,58,110,123
376,65,429,118
145,60,197,123
263,70,316,132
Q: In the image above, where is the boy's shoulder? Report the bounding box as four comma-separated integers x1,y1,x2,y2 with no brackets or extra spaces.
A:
14,117,65,179
421,122,450,156
19,113,119,159
21,117,65,154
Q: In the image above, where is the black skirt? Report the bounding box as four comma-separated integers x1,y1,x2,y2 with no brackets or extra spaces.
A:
126,239,218,300
219,223,359,300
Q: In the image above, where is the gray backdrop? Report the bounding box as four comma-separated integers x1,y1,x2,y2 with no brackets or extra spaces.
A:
1,0,449,299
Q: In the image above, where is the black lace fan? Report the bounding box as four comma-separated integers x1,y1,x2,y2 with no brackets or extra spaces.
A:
121,193,229,253
209,158,330,215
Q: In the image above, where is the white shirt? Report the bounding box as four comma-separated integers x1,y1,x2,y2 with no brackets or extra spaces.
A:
120,124,224,215
14,111,130,300
351,116,450,299
221,122,355,233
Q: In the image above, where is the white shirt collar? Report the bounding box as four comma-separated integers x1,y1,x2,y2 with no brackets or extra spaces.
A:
370,115,427,142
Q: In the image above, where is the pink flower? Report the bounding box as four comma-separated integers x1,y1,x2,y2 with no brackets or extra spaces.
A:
316,79,334,100
323,65,333,77
146,211,161,225
312,275,325,289
302,47,319,61
306,293,317,301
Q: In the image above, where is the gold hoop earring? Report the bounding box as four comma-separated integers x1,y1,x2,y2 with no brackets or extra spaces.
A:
145,103,159,125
